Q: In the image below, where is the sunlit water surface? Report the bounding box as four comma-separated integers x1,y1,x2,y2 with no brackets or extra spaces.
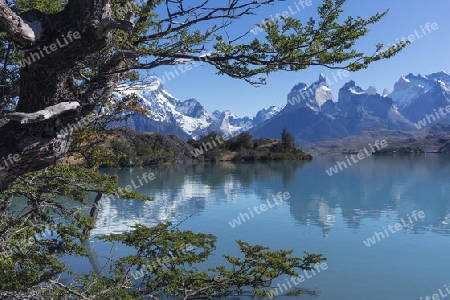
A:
68,154,450,299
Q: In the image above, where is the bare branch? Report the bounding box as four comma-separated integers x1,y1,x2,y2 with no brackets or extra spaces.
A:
48,280,89,300
6,102,81,124
136,0,274,42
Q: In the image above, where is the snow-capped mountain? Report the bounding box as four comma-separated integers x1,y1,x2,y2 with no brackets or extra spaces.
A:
251,75,417,144
116,80,213,140
253,106,283,124
116,71,450,145
389,71,450,123
286,74,336,112
336,80,415,133
115,78,281,140
251,75,348,144
210,110,253,134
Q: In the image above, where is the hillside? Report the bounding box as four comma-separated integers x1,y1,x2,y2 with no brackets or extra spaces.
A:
303,124,450,156
64,127,198,167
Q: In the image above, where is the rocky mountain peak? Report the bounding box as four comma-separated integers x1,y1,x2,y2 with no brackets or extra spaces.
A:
287,75,335,109
389,71,450,122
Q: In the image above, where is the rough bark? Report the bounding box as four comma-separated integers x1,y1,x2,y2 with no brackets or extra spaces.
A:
0,0,136,192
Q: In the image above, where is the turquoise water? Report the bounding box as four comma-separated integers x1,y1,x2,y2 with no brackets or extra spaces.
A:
76,155,450,299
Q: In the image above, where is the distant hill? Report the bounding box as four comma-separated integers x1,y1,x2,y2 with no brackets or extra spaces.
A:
303,124,450,156
250,74,419,144
64,127,198,167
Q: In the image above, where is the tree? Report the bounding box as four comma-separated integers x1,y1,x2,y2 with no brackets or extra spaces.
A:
281,127,295,151
230,132,254,151
0,0,408,191
0,0,408,297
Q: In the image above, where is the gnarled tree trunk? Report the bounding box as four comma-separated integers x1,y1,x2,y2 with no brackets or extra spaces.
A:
0,0,135,192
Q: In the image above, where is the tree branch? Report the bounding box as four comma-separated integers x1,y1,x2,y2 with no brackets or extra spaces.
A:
6,102,81,124
136,0,274,42
0,1,44,46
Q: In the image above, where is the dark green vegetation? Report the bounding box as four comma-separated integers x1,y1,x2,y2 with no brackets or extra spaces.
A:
0,0,407,298
72,127,312,167
188,128,312,162
70,127,193,167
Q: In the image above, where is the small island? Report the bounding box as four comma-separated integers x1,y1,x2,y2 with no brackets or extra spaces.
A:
68,127,312,168
187,128,312,162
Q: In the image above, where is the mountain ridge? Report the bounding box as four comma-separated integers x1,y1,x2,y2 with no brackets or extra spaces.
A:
115,78,281,141
251,71,449,144
115,71,450,146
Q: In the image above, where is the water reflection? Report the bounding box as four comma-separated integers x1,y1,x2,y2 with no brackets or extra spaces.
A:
93,155,450,236
286,154,450,236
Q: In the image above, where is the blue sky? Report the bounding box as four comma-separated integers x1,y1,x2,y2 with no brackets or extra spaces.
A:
151,0,450,117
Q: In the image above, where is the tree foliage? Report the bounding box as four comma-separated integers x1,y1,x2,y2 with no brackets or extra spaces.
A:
281,127,295,152
188,131,312,162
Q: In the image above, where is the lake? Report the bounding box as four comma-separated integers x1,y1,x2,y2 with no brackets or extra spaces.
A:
73,154,450,299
